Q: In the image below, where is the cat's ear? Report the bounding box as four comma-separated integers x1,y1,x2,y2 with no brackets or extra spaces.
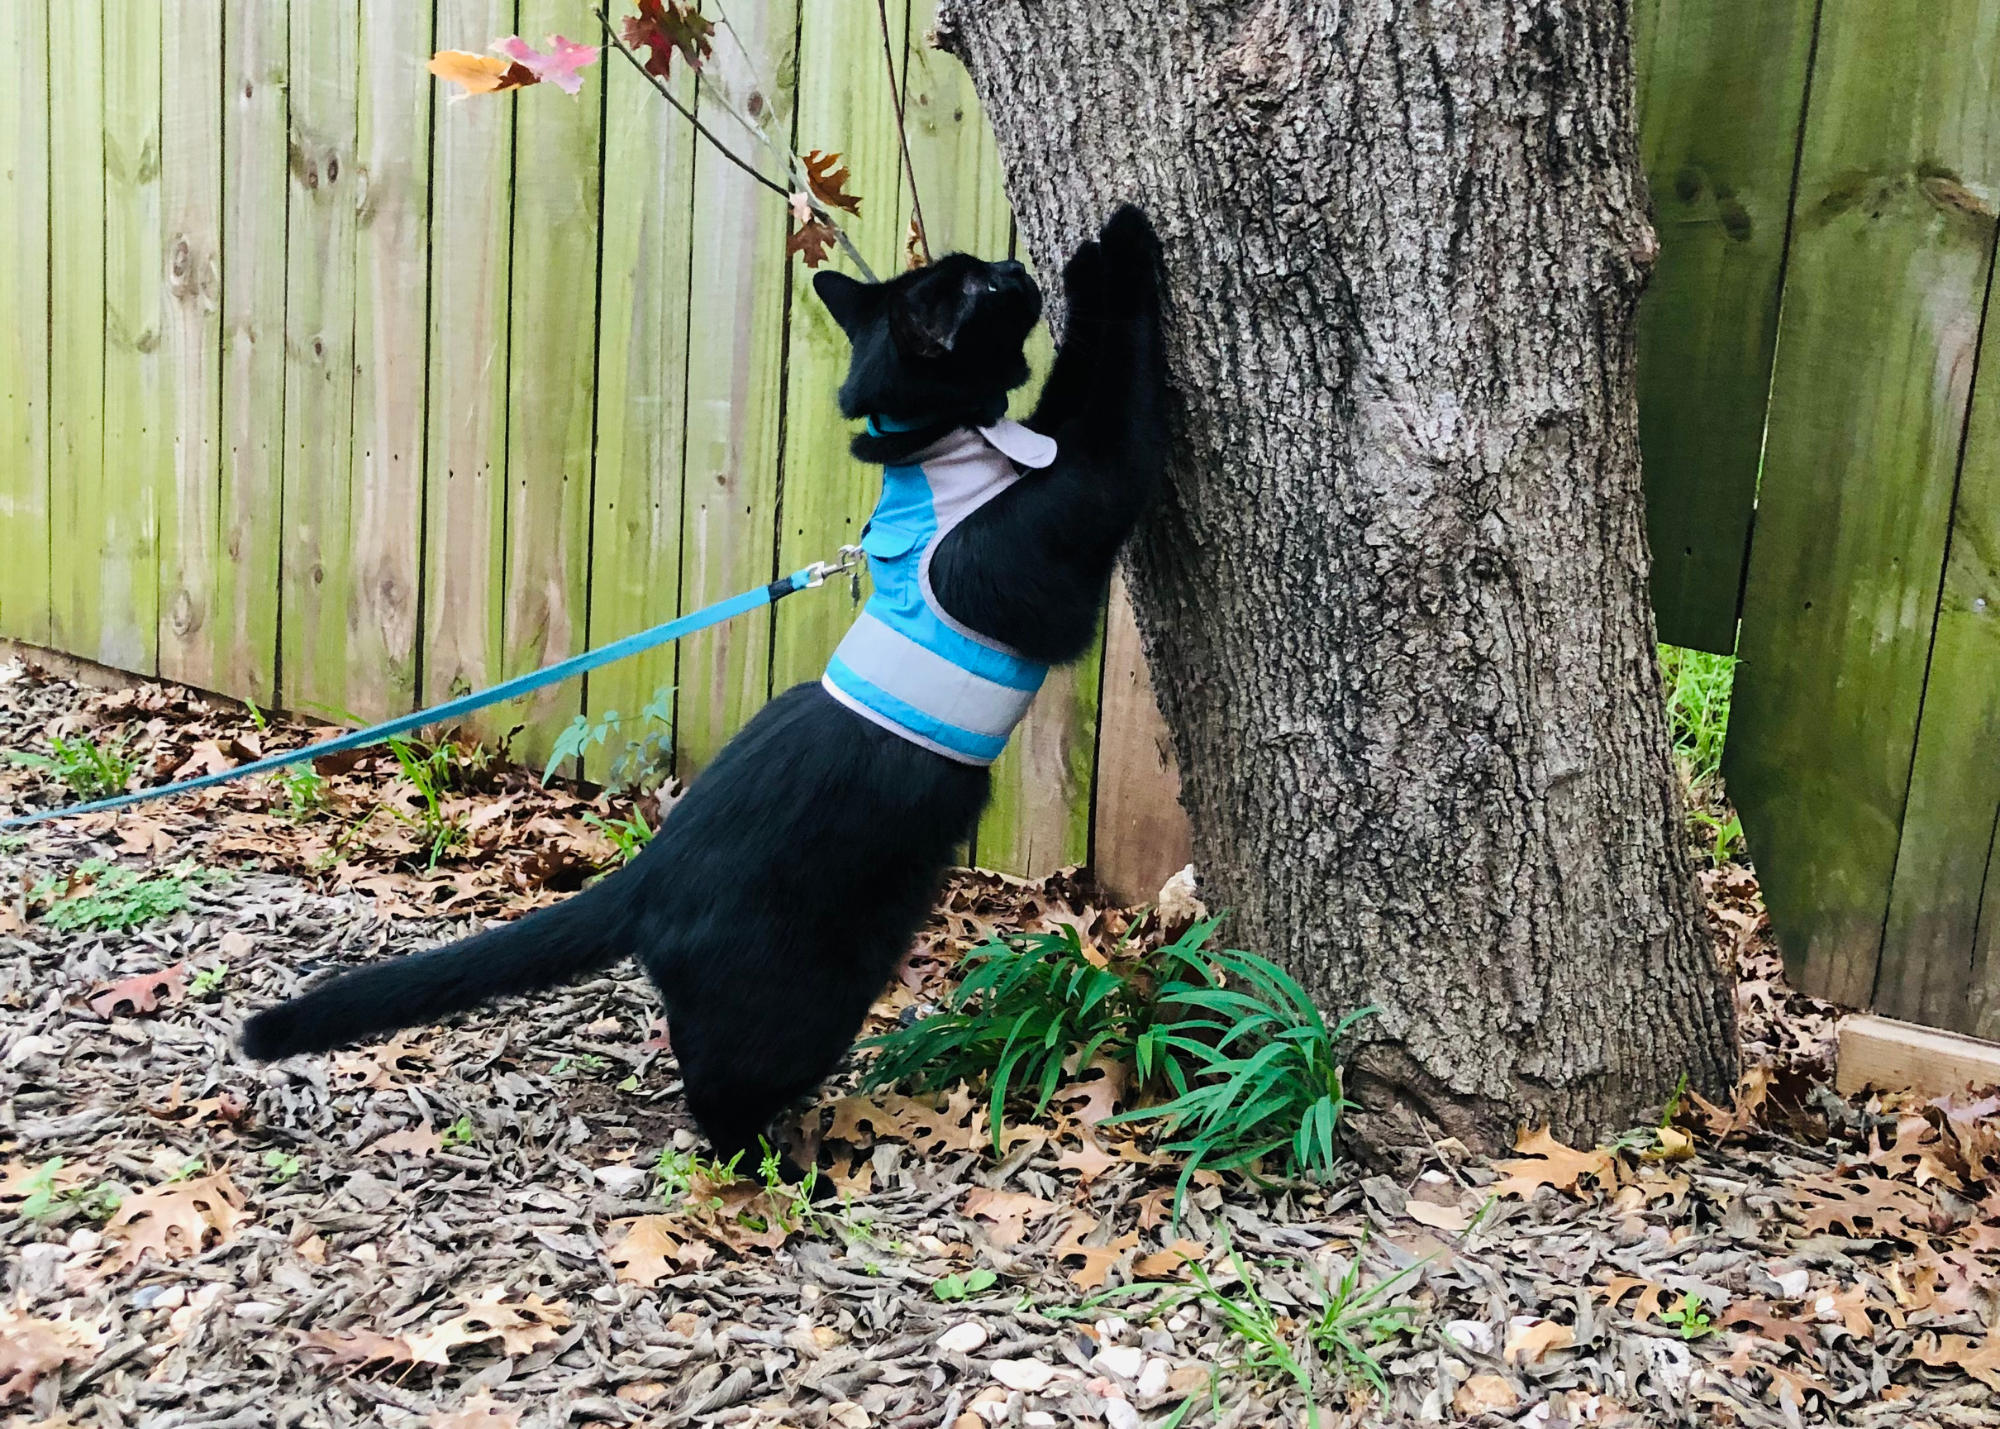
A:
814,271,879,336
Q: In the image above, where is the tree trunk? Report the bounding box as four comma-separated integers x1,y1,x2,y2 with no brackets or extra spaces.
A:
937,0,1737,1155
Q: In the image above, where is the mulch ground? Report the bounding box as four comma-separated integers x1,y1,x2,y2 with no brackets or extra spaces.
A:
3,658,1998,1429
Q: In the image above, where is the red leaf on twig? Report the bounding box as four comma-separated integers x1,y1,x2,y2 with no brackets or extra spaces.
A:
803,150,863,216
622,0,714,77
787,219,840,269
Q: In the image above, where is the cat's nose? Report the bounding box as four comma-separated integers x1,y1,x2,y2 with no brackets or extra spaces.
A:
992,261,1028,283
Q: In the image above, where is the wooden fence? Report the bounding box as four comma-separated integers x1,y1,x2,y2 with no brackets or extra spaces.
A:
4,0,2000,1032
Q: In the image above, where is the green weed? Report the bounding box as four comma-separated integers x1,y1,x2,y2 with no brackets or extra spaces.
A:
584,809,654,866
1108,924,1374,1202
545,686,676,794
386,735,474,868
653,1145,739,1200
1659,645,1735,790
441,1114,477,1149
859,921,1156,1146
274,764,328,818
262,1149,304,1183
1660,1292,1715,1340
30,858,224,932
9,733,138,800
931,1268,997,1302
11,1158,122,1222
188,962,229,999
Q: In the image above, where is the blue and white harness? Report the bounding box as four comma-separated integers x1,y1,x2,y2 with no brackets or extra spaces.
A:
822,419,1060,765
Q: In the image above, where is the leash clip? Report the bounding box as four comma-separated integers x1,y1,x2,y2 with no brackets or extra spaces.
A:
800,545,863,590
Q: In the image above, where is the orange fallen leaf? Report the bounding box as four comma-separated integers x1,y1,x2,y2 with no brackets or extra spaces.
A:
1489,1128,1616,1200
1719,1300,1820,1354
961,1188,1060,1249
89,963,188,1019
297,1327,415,1368
103,1173,251,1271
370,1124,442,1159
429,50,537,96
1132,1238,1205,1279
1404,1199,1472,1232
802,149,862,216
1055,1057,1128,1126
1055,1214,1140,1290
609,1217,682,1288
404,1290,570,1366
1502,1319,1574,1365
1910,1333,2000,1391
1596,1276,1668,1324
1454,1374,1520,1416
1056,1137,1123,1184
0,1308,101,1405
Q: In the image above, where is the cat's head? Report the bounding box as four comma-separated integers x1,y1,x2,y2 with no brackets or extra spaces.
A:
814,254,1042,425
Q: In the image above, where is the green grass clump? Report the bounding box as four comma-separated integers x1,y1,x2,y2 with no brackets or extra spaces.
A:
9,732,138,800
862,918,1372,1199
1659,644,1735,789
31,858,223,932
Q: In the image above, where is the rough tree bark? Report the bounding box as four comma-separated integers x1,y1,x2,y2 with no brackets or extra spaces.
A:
937,0,1737,1155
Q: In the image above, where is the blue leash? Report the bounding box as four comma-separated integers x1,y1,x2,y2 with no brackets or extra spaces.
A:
2,552,860,831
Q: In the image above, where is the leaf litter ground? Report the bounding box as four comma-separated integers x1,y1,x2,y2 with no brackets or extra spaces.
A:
3,659,1999,1428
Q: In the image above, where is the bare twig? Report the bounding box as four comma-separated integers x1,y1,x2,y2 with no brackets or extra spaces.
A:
874,0,930,265
593,6,789,201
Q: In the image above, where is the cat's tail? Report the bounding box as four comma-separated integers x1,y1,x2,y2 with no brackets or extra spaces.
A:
240,872,636,1061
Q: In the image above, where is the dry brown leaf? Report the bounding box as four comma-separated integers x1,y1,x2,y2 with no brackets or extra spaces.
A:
1870,1116,1964,1190
1597,1276,1668,1324
1132,1238,1206,1278
1054,1137,1122,1184
428,50,537,96
1503,1319,1574,1365
802,149,862,215
89,963,188,1019
961,1188,1060,1249
404,1290,571,1366
788,219,840,269
609,1216,682,1288
0,1309,101,1405
1055,1057,1129,1126
1910,1333,2000,1390
1404,1199,1472,1232
1490,1128,1616,1200
1719,1300,1821,1354
429,1392,524,1428
1453,1374,1520,1416
370,1124,441,1159
103,1173,250,1270
1790,1174,1939,1240
1055,1214,1140,1290
297,1328,415,1368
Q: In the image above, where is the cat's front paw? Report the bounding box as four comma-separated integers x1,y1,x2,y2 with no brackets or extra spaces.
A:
1061,237,1108,318
1097,204,1162,314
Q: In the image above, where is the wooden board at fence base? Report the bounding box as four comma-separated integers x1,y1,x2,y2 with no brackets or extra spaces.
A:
280,0,360,720
1631,0,1823,656
0,0,50,646
1881,247,2000,1038
673,0,799,776
158,0,225,692
1836,1014,2000,1098
345,0,432,722
1728,0,2000,1011
99,0,165,677
583,35,698,787
218,0,290,707
424,0,516,715
48,0,107,664
499,0,605,764
1092,572,1192,906
768,0,913,696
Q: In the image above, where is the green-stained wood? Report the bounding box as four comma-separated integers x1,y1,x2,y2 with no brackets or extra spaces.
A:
584,36,698,784
218,0,289,706
424,0,516,710
347,0,433,721
281,0,361,719
1727,0,2000,1009
0,0,50,645
1632,0,1822,656
159,0,224,690
47,0,104,662
500,0,604,763
769,0,912,694
674,0,798,773
1878,285,2000,1035
100,0,165,675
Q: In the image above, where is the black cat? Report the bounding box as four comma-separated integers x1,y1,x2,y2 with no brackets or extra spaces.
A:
242,205,1168,1170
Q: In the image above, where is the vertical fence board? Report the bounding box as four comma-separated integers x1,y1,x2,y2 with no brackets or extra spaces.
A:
219,0,289,706
424,0,515,710
346,0,433,721
769,0,911,694
500,0,604,762
584,40,697,783
100,0,165,675
159,0,225,689
48,0,105,662
0,0,50,645
281,0,361,718
1879,301,2000,1035
674,0,798,773
1632,0,1821,656
1093,572,1192,904
1727,0,2000,1007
